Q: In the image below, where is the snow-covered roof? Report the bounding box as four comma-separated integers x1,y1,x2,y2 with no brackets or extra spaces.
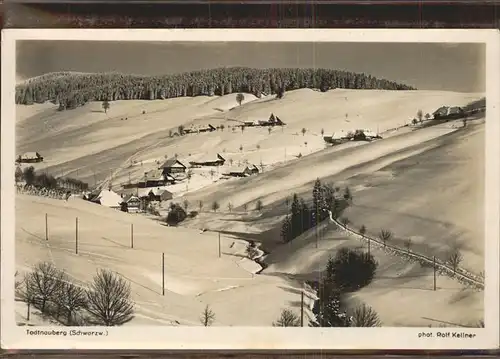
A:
97,190,123,207
331,130,354,140
20,152,41,159
362,129,378,137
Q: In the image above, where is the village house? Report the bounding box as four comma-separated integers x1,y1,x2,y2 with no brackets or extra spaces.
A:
121,194,141,213
189,153,226,167
17,151,44,163
433,106,465,120
159,158,187,175
137,169,175,188
138,187,173,202
224,164,260,177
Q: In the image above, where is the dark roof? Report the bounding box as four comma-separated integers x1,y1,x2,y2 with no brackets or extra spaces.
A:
159,158,186,169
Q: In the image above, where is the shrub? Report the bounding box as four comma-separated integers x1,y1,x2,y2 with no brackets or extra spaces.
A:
85,269,134,326
350,304,381,327
246,245,259,260
211,201,220,212
326,247,378,292
165,203,187,225
188,210,199,218
310,281,351,327
273,309,300,327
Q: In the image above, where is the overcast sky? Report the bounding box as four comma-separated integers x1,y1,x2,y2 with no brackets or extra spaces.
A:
16,41,485,92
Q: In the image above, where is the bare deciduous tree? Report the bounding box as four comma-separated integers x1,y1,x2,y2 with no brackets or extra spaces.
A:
183,199,189,212
56,279,88,325
255,200,264,212
447,249,463,274
227,202,233,212
359,225,367,237
85,269,134,326
404,238,412,253
200,305,216,326
236,93,244,106
340,217,350,227
417,109,423,123
378,229,393,248
24,262,64,313
198,200,203,212
350,304,381,327
272,308,300,327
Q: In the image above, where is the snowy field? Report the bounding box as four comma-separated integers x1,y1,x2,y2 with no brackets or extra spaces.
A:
14,88,485,326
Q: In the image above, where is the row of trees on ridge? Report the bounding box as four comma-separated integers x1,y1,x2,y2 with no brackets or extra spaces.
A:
16,67,416,110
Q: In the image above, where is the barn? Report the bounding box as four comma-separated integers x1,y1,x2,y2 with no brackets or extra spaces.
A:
189,153,226,167
138,169,175,188
17,152,44,163
159,158,187,175
224,166,252,177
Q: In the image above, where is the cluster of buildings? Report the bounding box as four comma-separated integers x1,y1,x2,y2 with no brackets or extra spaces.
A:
242,113,286,128
16,152,44,164
323,128,381,144
89,153,261,214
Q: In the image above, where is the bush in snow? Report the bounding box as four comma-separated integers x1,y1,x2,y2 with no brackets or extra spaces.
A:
350,304,381,327
326,247,378,292
165,203,187,225
273,308,300,327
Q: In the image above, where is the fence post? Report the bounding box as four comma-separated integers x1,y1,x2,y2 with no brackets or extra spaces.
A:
75,217,79,254
45,213,48,241
162,252,165,296
131,224,134,249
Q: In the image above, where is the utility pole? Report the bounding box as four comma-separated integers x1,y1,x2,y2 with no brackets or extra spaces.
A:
131,224,134,249
75,217,79,254
368,238,371,256
433,256,437,291
162,252,165,296
45,213,48,241
300,290,304,327
218,232,221,258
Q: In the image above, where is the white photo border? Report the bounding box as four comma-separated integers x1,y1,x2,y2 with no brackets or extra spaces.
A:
1,29,499,350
